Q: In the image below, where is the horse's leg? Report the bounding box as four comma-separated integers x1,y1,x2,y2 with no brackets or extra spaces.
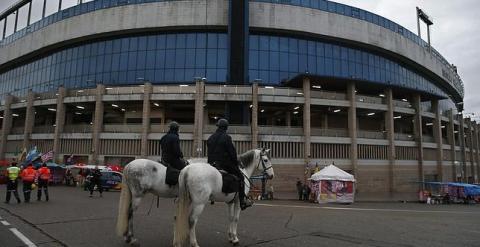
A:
125,195,143,245
189,203,205,247
227,202,235,242
231,199,241,245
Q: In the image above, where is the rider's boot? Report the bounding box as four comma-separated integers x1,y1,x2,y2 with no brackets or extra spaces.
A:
239,182,253,210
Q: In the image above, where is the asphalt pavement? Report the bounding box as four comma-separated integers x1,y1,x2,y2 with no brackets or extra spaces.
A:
0,185,479,247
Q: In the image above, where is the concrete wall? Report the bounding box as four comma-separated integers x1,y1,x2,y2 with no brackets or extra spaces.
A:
0,1,461,100
249,2,462,99
0,0,228,69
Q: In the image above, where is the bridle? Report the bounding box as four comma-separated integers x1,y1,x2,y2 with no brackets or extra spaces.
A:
257,153,273,174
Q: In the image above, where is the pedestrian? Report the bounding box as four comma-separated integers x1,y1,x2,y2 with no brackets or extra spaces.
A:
89,166,103,197
304,184,311,201
296,178,303,200
20,163,36,203
36,163,51,201
4,161,21,204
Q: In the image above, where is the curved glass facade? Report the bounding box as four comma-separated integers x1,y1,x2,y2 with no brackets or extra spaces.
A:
0,32,449,100
0,32,228,96
0,0,464,98
249,34,448,98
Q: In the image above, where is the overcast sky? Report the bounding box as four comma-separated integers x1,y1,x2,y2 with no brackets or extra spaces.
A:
1,0,478,114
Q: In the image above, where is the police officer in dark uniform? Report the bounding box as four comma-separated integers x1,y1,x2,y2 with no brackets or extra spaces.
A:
160,121,186,171
89,166,103,197
207,118,253,210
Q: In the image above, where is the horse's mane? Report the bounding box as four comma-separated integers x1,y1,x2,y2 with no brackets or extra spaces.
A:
239,149,257,169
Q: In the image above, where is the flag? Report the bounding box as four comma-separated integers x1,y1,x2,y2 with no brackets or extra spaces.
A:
17,147,27,162
41,150,54,163
25,146,40,163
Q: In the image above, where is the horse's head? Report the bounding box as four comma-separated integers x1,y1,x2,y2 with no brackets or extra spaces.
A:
259,148,274,179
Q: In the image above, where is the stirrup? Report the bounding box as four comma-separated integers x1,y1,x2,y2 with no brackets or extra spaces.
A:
240,199,253,210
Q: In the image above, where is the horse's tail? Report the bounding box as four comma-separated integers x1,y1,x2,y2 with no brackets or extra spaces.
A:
174,169,191,246
116,175,132,237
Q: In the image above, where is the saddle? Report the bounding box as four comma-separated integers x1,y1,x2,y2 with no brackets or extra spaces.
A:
218,170,240,194
164,163,181,186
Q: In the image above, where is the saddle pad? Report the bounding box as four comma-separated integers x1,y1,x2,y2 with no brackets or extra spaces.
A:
222,173,240,194
165,165,180,186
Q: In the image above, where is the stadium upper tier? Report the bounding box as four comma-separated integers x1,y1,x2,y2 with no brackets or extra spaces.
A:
0,0,464,102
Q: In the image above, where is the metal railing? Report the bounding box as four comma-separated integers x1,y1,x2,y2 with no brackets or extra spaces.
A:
310,90,347,100
105,86,145,95
311,128,349,137
103,124,142,133
395,133,415,141
63,124,92,133
32,126,55,133
258,87,303,97
10,127,24,135
393,100,412,108
204,85,252,95
356,95,383,104
357,130,386,139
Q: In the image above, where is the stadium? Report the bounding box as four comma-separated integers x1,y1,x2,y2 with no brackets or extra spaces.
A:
0,0,475,200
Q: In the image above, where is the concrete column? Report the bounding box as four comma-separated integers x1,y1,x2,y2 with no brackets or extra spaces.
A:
477,124,480,183
251,83,259,149
385,88,395,193
347,82,358,177
412,94,424,189
0,95,14,160
303,77,311,177
53,87,67,163
467,119,475,182
91,84,105,165
459,116,467,182
447,110,456,181
140,83,152,158
432,100,443,181
474,123,480,183
193,80,205,157
22,91,35,149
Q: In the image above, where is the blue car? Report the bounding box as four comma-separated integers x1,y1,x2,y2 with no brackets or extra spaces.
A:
100,171,123,191
85,170,123,191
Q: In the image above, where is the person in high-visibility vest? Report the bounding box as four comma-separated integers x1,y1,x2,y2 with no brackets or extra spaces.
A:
20,163,36,203
4,161,21,204
36,163,51,201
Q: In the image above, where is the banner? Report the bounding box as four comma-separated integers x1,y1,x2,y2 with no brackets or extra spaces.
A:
318,180,355,203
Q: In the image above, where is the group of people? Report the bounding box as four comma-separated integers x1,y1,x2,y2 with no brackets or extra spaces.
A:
160,118,253,210
296,178,312,201
4,161,51,204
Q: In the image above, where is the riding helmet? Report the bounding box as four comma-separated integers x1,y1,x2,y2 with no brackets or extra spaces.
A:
216,118,229,129
169,121,179,131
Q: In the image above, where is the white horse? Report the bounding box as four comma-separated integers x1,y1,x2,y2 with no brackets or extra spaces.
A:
116,159,177,244
174,148,274,247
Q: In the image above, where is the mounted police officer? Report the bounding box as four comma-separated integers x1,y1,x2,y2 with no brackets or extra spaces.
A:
4,161,21,204
160,121,186,171
207,118,253,210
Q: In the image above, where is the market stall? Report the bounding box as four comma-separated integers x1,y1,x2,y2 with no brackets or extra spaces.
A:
310,165,355,204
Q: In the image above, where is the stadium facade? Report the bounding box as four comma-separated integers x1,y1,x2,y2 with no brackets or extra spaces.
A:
0,0,476,200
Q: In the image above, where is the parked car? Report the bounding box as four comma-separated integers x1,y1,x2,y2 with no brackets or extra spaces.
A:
101,171,123,191
84,170,123,191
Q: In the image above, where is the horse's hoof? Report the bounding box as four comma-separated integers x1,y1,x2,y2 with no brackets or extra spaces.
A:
232,240,239,246
129,239,140,247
